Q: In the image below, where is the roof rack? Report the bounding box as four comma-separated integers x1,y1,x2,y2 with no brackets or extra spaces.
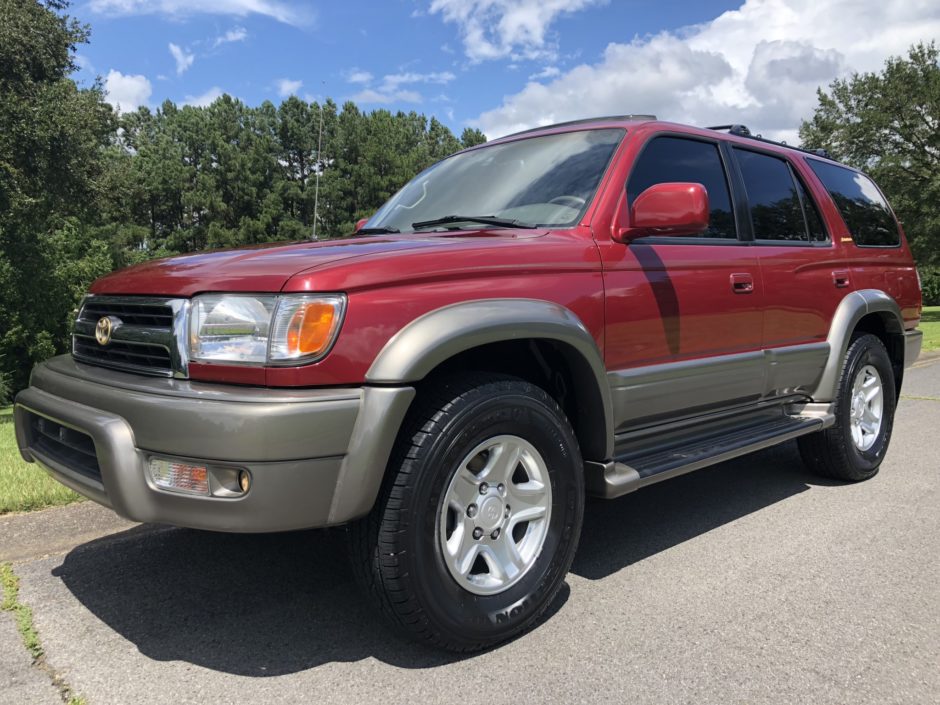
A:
501,115,657,139
706,124,832,160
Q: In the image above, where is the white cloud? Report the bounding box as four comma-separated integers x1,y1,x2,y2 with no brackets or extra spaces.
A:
528,65,560,80
88,0,311,25
184,86,225,107
349,88,423,104
74,54,95,73
429,0,604,62
344,70,455,104
474,0,940,142
276,78,303,97
345,69,374,84
168,43,195,75
212,26,248,47
104,69,152,113
382,71,456,90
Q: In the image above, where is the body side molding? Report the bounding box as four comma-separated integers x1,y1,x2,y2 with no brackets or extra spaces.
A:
366,298,614,459
812,289,904,402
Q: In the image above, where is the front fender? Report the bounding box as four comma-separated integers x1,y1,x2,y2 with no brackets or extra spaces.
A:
366,298,614,459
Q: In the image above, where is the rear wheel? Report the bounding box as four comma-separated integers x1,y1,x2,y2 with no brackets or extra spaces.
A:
350,373,584,652
798,333,896,481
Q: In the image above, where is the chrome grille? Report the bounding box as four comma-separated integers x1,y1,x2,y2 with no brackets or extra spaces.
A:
72,296,189,378
80,300,175,328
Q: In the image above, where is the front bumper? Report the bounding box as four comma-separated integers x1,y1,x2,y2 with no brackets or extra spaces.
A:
14,356,414,532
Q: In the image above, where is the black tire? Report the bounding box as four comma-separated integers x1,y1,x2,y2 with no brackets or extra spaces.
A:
349,372,584,652
798,333,896,482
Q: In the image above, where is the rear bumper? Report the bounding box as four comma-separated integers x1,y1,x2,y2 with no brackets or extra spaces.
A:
14,356,414,532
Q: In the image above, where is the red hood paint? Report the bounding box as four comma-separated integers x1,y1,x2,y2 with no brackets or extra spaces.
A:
89,235,522,297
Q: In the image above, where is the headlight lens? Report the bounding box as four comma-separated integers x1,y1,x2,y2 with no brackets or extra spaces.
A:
190,294,346,365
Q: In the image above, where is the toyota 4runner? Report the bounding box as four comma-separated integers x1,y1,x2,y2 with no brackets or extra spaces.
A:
13,116,922,651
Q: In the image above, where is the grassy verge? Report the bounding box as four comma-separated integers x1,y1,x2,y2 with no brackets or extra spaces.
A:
0,406,82,515
0,561,42,659
1,562,86,705
920,306,940,352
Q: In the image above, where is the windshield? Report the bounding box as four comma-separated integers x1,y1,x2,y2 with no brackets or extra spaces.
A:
365,128,625,232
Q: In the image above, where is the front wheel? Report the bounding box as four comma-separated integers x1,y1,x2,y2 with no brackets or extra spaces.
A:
798,333,896,481
350,373,584,652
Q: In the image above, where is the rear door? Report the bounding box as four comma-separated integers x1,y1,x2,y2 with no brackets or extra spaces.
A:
729,146,845,396
601,134,765,430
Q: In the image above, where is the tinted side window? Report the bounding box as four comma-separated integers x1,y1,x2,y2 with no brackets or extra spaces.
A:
794,174,827,242
735,149,807,242
627,137,736,239
735,148,827,243
807,160,900,247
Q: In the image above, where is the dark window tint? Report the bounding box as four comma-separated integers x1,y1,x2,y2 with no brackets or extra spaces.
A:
795,174,827,242
627,137,736,239
807,160,899,247
735,149,827,243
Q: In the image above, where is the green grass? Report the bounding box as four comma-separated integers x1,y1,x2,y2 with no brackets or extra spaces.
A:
0,406,82,515
920,306,940,352
1,562,42,660
2,561,86,704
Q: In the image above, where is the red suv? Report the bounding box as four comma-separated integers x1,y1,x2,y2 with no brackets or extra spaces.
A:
14,116,922,651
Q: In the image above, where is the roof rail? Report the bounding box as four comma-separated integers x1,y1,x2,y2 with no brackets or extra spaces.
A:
501,115,657,139
706,124,833,160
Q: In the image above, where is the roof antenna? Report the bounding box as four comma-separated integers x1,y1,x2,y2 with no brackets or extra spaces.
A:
312,82,325,241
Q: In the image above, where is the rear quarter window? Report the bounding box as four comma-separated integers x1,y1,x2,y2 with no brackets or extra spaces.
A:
807,160,900,247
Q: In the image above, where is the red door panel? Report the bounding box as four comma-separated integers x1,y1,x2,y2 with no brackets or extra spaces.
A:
602,242,763,368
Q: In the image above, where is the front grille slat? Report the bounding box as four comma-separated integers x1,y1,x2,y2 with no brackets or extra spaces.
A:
28,413,101,482
79,302,174,329
72,296,184,377
74,337,172,366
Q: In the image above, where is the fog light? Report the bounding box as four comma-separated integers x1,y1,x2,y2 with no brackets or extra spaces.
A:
238,469,251,493
148,457,210,496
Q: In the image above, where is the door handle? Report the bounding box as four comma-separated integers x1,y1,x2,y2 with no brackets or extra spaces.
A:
730,273,754,294
832,270,851,288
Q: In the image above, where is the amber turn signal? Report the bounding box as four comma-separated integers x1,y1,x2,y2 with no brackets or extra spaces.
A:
286,302,337,356
268,294,346,362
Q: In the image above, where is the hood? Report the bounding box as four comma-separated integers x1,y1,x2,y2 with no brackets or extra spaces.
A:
90,236,466,297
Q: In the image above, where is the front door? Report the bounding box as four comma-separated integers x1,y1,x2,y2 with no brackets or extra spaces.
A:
600,134,764,431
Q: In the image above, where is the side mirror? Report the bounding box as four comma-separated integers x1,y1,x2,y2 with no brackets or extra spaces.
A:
354,217,369,233
613,182,709,242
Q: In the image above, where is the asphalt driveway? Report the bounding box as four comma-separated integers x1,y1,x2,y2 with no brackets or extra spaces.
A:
2,359,939,705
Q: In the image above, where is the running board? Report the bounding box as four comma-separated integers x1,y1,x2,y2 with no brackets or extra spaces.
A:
586,407,834,499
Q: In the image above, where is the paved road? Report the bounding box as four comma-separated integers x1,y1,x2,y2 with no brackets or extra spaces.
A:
3,362,939,705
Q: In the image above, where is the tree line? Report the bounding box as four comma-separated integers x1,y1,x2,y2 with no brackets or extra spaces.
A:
0,0,484,394
1,0,938,399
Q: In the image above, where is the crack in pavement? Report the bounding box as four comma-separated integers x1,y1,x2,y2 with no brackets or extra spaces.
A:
1,562,85,705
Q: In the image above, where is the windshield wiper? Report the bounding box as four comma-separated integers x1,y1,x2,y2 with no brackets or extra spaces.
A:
355,226,400,235
411,215,537,230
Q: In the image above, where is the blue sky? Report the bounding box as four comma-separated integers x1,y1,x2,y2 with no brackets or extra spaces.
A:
74,0,940,142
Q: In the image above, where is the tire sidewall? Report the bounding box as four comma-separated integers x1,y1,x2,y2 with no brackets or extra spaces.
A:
840,335,896,472
403,384,583,646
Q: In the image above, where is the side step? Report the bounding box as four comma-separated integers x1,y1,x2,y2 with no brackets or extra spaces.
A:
586,407,833,499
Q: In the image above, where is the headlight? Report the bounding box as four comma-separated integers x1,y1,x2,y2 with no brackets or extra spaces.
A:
190,294,346,365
